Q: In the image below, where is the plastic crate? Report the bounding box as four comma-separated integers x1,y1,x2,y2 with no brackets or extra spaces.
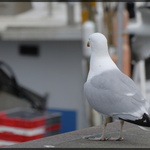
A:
0,107,61,146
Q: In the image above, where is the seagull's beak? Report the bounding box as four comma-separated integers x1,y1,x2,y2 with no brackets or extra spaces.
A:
87,41,90,47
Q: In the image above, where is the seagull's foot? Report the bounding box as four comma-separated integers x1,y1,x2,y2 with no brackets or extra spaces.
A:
108,137,124,141
87,136,108,141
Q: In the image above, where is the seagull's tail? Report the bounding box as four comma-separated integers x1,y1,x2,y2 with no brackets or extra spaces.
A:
120,113,150,128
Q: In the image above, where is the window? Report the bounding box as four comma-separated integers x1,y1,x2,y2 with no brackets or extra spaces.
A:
19,45,39,57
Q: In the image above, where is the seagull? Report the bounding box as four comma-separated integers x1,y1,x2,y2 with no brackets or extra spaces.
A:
84,33,150,141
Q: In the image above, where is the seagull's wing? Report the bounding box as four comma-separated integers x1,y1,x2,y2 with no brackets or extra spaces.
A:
84,69,149,121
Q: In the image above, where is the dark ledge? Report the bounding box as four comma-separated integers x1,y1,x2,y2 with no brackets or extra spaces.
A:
5,121,150,148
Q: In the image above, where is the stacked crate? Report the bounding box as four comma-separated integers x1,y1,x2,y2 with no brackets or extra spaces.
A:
0,107,61,147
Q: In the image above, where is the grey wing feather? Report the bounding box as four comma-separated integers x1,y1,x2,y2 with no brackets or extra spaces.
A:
84,70,149,120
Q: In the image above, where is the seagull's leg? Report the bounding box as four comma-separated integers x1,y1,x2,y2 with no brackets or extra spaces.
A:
119,120,124,140
109,120,124,141
99,117,109,140
88,117,109,141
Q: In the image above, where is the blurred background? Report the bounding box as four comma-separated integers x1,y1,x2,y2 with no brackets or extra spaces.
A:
0,1,150,147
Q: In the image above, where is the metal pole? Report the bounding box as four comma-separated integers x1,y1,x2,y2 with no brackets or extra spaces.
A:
67,2,75,25
117,2,125,71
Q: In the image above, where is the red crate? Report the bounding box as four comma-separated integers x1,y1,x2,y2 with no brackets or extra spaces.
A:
0,107,61,146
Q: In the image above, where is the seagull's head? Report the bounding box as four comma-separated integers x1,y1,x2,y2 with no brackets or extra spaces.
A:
87,33,108,55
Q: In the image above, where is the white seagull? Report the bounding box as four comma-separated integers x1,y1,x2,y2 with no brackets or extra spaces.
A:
84,33,150,141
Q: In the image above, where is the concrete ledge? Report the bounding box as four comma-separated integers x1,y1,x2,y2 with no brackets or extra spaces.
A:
5,121,150,148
